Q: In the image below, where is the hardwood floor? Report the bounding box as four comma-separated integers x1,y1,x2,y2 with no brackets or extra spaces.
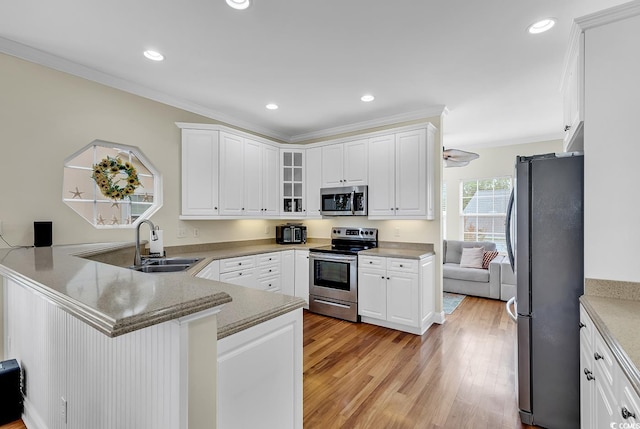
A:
303,296,535,429
0,421,26,429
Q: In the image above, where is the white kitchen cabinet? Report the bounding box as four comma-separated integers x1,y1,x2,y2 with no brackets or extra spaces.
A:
294,249,309,307
358,267,387,319
219,131,246,215
181,129,219,216
217,309,303,429
580,303,640,429
321,139,367,187
305,146,322,218
196,259,220,281
358,254,434,335
256,251,281,292
281,149,305,216
220,132,280,217
367,127,436,220
281,250,295,296
219,254,257,288
561,31,584,152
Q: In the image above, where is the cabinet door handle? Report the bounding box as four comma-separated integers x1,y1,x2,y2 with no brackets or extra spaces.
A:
594,352,603,360
579,322,586,328
386,277,390,280
381,276,385,279
622,407,637,419
239,272,242,275
583,368,594,381
564,125,571,132
214,206,218,210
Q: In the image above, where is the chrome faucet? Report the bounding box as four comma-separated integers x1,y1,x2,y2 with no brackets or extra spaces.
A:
134,219,158,266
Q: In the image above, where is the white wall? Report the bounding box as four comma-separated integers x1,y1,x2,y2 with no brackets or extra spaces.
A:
442,140,563,241
583,13,640,282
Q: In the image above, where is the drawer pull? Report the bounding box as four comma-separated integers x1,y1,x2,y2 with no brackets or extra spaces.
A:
369,261,373,264
238,272,242,275
594,352,603,361
579,322,586,329
399,264,404,267
238,262,242,265
622,407,636,420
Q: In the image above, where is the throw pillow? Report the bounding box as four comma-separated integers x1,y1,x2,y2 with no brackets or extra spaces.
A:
482,250,499,269
459,247,484,269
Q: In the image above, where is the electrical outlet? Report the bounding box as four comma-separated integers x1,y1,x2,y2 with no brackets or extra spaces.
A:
394,227,400,237
264,225,269,234
193,228,199,237
61,397,67,423
177,227,187,238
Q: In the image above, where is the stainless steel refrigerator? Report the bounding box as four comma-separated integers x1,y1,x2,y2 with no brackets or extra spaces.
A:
505,152,584,428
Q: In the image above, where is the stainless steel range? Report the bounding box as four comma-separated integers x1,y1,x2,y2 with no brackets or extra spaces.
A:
308,227,378,322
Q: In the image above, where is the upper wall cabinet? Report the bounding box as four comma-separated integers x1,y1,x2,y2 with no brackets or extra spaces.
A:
368,127,436,220
219,132,279,217
181,130,219,216
178,122,437,221
321,139,368,187
561,31,585,152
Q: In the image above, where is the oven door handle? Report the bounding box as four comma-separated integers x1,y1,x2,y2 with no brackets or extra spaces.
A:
312,298,351,309
309,252,357,263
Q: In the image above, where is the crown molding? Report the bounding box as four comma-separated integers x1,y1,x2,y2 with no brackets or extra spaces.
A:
288,106,446,143
575,0,640,31
0,36,291,142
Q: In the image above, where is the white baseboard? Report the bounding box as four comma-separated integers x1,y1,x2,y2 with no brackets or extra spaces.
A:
433,311,446,324
22,397,49,429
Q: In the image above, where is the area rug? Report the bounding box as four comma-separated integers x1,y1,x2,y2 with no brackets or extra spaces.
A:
443,292,466,314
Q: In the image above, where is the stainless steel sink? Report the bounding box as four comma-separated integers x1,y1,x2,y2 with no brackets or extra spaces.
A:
145,257,202,266
130,264,193,273
128,257,202,273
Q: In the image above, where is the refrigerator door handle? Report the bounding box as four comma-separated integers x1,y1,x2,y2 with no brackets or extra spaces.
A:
505,188,515,272
506,297,517,322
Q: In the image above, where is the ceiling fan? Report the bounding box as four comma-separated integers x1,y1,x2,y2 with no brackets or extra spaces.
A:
443,148,479,168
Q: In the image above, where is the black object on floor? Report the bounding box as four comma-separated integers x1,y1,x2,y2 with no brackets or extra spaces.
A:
0,359,23,425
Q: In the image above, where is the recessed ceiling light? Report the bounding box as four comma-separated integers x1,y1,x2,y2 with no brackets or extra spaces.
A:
266,103,278,110
143,50,164,61
226,0,251,10
361,94,375,102
527,18,556,34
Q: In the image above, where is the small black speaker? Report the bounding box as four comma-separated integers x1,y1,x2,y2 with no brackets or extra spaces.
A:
0,359,23,425
34,221,52,247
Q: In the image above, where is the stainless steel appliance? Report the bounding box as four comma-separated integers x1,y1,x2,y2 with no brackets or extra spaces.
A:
309,227,378,322
275,224,306,244
505,152,583,428
320,185,368,216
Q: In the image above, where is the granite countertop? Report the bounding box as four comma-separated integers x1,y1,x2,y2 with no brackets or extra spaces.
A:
0,239,434,340
581,278,640,398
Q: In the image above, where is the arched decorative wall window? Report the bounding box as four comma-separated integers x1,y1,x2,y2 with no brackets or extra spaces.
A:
63,140,163,228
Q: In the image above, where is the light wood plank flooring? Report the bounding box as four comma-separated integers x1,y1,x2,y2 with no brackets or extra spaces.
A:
304,296,535,429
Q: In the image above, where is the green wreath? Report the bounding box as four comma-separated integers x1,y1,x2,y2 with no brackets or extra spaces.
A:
91,156,141,200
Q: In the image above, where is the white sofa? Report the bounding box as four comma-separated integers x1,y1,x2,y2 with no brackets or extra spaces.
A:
500,259,516,302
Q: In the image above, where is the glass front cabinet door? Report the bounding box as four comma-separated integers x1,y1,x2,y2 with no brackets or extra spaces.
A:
280,150,305,216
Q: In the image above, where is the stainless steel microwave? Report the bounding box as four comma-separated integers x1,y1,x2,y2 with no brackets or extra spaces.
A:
319,185,368,216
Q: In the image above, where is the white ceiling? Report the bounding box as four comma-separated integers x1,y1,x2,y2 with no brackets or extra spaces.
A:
0,0,628,147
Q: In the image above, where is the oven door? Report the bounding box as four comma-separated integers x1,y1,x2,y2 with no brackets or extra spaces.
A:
309,252,357,302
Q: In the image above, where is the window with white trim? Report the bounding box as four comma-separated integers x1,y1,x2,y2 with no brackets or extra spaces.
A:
460,176,512,252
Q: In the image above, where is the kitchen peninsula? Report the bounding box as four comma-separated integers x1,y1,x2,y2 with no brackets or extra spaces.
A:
0,242,306,429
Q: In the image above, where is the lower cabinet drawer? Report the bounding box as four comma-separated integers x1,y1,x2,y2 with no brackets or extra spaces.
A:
257,276,280,292
220,255,256,273
386,258,417,273
257,264,280,278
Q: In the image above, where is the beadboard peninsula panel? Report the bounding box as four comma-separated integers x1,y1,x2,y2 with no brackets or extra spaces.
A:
5,278,182,429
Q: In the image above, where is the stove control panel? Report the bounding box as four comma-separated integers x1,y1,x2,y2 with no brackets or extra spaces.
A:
331,227,378,241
